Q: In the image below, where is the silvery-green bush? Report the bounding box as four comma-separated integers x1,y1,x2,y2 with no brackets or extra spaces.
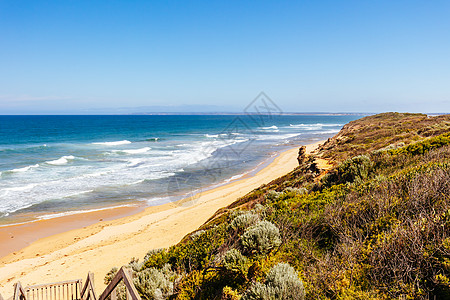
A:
133,264,177,300
190,229,206,240
242,282,271,300
241,221,281,254
127,257,142,272
252,203,266,215
242,263,305,300
266,263,305,299
283,187,307,195
265,190,281,202
230,212,260,232
222,248,248,271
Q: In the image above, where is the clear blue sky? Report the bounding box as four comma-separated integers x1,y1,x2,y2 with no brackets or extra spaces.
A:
1,1,449,114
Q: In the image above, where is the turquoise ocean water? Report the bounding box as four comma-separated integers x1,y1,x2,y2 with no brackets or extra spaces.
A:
0,115,360,225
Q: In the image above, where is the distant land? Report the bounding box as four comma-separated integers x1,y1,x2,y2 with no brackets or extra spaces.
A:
129,112,372,116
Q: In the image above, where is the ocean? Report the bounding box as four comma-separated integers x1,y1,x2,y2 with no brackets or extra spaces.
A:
0,114,360,225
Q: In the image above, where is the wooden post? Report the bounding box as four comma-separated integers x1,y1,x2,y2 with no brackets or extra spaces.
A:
14,282,27,300
98,267,141,300
81,272,97,300
124,269,131,300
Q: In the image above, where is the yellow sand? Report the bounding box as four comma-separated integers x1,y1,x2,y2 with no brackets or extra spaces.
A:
0,141,322,297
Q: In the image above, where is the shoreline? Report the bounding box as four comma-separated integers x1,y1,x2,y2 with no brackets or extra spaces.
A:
0,141,323,297
0,145,280,258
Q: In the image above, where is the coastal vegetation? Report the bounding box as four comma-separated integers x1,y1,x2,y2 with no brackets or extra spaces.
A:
107,113,450,299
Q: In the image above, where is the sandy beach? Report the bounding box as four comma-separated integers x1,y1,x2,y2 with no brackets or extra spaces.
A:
0,141,322,297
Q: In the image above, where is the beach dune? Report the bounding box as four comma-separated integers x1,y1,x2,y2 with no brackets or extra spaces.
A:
0,142,322,297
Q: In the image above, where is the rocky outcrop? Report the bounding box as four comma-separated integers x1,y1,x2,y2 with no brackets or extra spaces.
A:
297,146,307,165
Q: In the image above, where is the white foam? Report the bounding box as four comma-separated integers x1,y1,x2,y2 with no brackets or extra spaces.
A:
0,184,38,199
112,147,151,154
92,140,132,146
130,179,146,185
316,123,343,127
11,164,39,173
127,158,145,167
2,183,37,192
145,196,171,205
223,173,245,183
35,204,137,221
46,155,75,165
317,129,340,134
289,123,343,129
0,138,254,216
262,125,278,130
205,134,219,138
256,133,300,141
289,124,321,130
77,170,110,179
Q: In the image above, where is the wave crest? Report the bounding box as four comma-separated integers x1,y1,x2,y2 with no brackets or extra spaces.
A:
10,164,40,173
92,140,132,146
46,155,76,165
262,125,278,130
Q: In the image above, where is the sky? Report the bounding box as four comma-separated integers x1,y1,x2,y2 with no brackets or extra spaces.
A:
1,0,450,114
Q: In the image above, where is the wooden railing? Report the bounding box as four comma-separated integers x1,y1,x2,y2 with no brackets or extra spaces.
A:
25,279,82,300
98,267,141,300
80,273,96,300
8,267,140,300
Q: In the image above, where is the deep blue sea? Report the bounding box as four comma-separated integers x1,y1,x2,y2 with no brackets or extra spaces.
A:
0,114,361,224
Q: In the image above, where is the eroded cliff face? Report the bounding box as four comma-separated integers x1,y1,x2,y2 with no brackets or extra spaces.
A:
297,146,306,165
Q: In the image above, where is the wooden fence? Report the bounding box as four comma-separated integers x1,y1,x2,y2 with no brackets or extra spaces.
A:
23,279,82,300
8,267,140,300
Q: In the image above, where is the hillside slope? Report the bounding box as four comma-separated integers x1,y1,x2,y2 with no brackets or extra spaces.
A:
109,113,450,299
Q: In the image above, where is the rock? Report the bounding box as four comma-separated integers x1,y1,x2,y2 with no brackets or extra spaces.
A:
297,146,307,165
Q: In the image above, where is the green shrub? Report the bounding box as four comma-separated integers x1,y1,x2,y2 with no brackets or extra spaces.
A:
142,249,170,270
230,212,260,232
104,267,119,285
338,155,373,184
265,263,305,300
241,221,281,254
223,249,248,272
321,155,373,187
242,263,305,300
283,187,307,195
133,264,177,300
389,132,450,156
189,230,205,240
169,223,228,272
265,190,281,202
222,286,242,300
242,282,271,300
127,257,142,272
252,203,266,215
